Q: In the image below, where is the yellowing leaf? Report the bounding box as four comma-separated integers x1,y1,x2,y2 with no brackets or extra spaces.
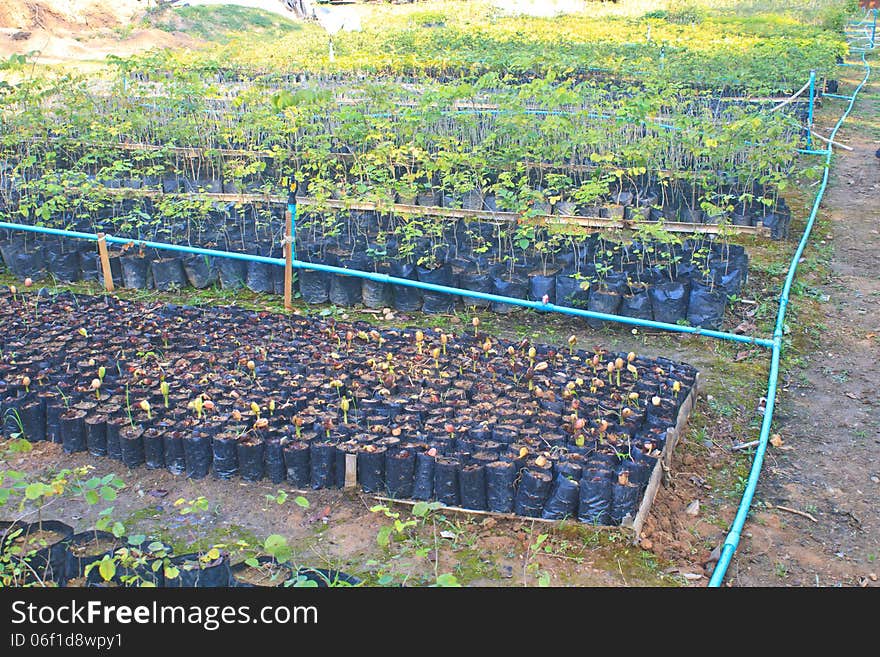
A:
99,557,116,582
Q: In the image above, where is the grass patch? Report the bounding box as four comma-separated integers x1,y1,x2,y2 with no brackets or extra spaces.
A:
147,5,301,43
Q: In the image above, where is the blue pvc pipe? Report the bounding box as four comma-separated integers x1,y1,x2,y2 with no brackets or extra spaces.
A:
0,223,99,243
797,148,830,155
821,93,855,100
290,258,773,347
0,219,774,348
708,36,873,587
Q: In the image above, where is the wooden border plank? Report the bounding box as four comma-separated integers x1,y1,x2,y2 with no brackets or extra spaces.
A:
627,371,701,543
93,187,771,237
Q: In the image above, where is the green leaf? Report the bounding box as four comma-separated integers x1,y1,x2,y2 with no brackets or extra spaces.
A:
84,490,100,505
538,572,551,587
294,495,310,509
163,565,179,580
435,573,461,587
377,525,393,548
412,501,430,517
99,557,116,582
245,557,260,568
24,483,44,500
264,534,288,557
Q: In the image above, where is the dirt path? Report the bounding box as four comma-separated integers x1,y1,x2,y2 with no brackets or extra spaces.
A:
728,54,880,587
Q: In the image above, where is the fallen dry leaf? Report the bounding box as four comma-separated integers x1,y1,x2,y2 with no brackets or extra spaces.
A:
306,506,332,524
770,434,784,448
733,321,757,334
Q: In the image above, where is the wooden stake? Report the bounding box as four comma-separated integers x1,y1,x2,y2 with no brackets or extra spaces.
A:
96,233,114,292
344,453,357,489
284,208,293,311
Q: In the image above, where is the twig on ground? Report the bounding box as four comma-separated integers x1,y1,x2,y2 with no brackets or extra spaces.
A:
772,504,818,523
731,440,759,451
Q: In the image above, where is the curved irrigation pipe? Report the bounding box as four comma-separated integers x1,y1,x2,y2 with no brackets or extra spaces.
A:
708,15,875,587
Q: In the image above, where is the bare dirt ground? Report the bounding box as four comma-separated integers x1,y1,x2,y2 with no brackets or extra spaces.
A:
728,54,880,587
0,0,201,64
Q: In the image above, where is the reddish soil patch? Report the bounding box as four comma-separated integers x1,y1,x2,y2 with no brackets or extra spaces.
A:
728,58,880,588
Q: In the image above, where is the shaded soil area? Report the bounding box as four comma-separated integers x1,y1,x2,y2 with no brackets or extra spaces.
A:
729,52,880,587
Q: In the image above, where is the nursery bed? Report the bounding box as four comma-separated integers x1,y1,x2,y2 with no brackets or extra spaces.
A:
0,204,753,333
0,288,699,527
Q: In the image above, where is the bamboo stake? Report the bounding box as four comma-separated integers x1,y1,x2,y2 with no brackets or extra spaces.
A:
96,233,114,292
283,207,293,311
